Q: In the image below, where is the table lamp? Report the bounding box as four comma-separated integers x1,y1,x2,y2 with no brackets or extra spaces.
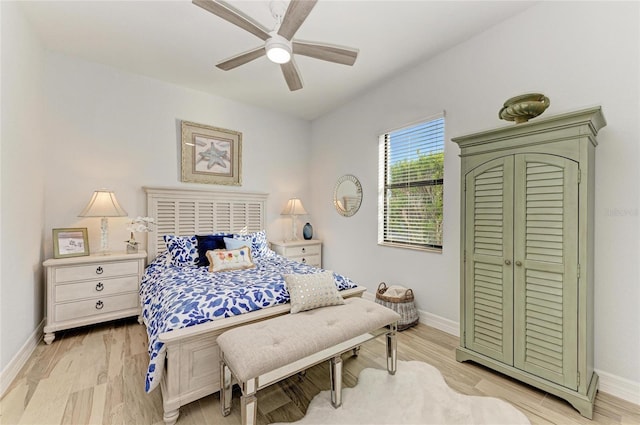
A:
281,198,307,240
78,189,128,255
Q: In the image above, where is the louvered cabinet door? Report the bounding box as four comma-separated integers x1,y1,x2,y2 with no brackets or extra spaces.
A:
513,154,579,388
463,156,514,364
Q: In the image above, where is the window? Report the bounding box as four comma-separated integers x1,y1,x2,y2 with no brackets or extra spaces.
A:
378,114,445,251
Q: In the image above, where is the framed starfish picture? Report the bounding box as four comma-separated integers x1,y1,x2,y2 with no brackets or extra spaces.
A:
181,121,242,185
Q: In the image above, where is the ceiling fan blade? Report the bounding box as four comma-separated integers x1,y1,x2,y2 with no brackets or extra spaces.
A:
292,41,358,66
277,0,318,40
281,60,303,91
216,46,265,71
193,0,270,41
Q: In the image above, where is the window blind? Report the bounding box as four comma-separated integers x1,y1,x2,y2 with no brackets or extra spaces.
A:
378,115,445,250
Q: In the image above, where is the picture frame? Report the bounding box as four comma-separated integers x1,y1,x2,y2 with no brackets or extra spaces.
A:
53,228,90,259
181,120,242,186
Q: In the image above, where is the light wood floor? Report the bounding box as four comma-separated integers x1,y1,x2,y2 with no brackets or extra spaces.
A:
1,318,638,425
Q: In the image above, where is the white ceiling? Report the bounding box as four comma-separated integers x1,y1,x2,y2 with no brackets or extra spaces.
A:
19,1,536,121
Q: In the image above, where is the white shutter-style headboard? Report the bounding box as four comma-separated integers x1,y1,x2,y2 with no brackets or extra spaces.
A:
144,186,268,262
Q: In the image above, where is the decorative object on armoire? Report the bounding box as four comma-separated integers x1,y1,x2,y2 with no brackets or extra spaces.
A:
78,189,128,255
498,93,550,123
52,228,90,259
302,222,313,240
281,198,307,240
375,282,419,331
452,107,606,418
333,174,362,217
181,120,242,186
126,216,155,254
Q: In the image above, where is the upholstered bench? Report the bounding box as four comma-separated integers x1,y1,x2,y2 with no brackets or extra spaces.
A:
217,297,401,425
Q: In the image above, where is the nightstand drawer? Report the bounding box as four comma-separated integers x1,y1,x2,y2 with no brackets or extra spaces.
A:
294,254,321,267
55,276,139,302
54,260,139,283
270,240,322,268
55,293,139,322
284,244,321,257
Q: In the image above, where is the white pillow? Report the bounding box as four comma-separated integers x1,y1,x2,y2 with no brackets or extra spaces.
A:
283,271,344,314
207,247,255,273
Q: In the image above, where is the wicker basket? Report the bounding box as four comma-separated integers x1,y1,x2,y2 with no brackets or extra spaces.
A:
375,282,419,331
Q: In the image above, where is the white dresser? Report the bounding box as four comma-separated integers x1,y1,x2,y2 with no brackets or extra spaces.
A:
43,251,146,344
270,240,322,267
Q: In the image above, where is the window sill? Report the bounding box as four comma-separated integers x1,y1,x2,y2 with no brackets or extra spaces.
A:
378,241,442,254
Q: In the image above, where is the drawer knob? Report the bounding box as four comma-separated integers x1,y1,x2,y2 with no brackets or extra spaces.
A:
96,282,104,292
96,266,104,275
95,300,104,310
301,258,306,263
301,247,306,253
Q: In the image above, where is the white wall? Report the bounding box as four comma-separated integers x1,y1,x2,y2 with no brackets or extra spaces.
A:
0,2,312,391
0,1,47,377
41,52,311,257
310,1,640,401
2,0,639,406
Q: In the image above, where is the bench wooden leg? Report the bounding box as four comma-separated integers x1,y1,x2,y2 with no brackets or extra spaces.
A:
330,355,343,408
386,322,397,375
240,378,258,425
220,361,233,417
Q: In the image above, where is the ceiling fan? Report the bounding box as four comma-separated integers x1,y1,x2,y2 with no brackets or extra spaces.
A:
193,0,359,91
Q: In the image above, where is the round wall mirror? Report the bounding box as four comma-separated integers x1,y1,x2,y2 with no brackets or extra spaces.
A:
334,174,362,217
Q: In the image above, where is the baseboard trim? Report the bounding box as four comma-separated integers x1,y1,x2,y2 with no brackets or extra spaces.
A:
417,310,459,337
362,292,459,337
596,368,640,405
363,291,639,406
0,319,44,398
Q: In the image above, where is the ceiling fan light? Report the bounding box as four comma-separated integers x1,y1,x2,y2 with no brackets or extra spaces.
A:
267,46,291,64
265,35,292,64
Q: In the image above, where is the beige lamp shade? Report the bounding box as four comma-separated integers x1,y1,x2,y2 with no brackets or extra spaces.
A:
78,190,128,217
78,189,128,254
281,198,307,240
281,198,307,216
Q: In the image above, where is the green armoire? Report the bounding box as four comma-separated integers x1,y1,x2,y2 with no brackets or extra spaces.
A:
452,107,606,418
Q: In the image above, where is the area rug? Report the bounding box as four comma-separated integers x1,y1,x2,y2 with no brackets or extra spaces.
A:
274,360,530,425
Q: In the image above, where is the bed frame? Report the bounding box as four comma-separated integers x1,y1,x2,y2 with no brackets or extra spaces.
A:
143,187,366,425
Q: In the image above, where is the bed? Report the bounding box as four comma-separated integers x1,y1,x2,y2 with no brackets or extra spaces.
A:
141,187,366,425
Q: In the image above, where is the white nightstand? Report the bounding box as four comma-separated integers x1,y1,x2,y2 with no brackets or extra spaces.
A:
270,240,322,267
43,251,146,344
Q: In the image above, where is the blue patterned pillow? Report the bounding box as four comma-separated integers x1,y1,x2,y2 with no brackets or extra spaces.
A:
231,230,272,258
164,235,199,267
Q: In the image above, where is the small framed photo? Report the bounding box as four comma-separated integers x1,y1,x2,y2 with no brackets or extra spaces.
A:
53,228,90,259
181,120,242,186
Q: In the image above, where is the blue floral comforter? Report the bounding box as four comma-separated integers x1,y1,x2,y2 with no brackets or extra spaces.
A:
140,250,356,392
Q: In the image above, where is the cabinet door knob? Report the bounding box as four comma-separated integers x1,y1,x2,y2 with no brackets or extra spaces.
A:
96,266,104,275
95,300,104,310
301,247,306,253
515,261,523,267
96,282,104,291
301,258,306,263
505,260,511,265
